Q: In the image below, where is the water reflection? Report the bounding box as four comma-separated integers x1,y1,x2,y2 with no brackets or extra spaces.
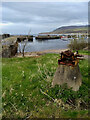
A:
18,38,70,52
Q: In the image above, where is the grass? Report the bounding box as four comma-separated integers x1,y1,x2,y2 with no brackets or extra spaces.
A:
77,50,90,55
72,49,90,55
2,53,89,119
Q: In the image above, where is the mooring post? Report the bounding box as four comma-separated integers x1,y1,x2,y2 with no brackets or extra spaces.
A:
52,50,83,91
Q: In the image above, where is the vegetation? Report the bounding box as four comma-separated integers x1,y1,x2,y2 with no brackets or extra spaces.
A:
68,38,88,50
2,52,89,119
40,25,88,34
75,50,90,55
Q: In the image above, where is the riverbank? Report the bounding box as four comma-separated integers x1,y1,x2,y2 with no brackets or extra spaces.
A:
15,48,69,57
15,49,89,60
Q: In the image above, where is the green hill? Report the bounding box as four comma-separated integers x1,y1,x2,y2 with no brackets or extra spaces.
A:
40,25,88,34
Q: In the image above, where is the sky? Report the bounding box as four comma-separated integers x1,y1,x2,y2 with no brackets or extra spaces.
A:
1,2,88,35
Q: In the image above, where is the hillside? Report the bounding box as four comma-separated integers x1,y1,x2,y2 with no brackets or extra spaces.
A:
40,25,88,34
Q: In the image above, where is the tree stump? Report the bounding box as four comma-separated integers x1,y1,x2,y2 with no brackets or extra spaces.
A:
52,64,82,91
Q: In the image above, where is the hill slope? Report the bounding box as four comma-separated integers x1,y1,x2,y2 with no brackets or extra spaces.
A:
40,25,88,34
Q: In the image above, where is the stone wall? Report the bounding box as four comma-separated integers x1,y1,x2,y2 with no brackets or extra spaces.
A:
2,34,10,39
2,42,18,58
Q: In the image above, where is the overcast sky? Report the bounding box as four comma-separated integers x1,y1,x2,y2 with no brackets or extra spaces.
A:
1,2,88,35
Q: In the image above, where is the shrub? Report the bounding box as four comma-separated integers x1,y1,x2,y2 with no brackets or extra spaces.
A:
68,38,88,50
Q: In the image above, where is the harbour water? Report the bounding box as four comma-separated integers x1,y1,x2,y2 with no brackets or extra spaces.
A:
18,37,70,52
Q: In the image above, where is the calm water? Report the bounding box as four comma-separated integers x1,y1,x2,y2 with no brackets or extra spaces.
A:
18,37,70,52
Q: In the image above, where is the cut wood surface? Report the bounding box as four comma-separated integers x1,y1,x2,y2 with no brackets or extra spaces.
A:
52,64,82,91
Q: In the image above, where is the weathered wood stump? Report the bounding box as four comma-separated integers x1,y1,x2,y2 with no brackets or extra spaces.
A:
52,64,82,91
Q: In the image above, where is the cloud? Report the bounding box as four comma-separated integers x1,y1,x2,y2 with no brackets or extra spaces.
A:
1,0,89,2
2,2,88,34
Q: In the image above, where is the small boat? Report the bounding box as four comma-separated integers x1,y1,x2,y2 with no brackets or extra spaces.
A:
60,36,68,41
61,38,68,41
